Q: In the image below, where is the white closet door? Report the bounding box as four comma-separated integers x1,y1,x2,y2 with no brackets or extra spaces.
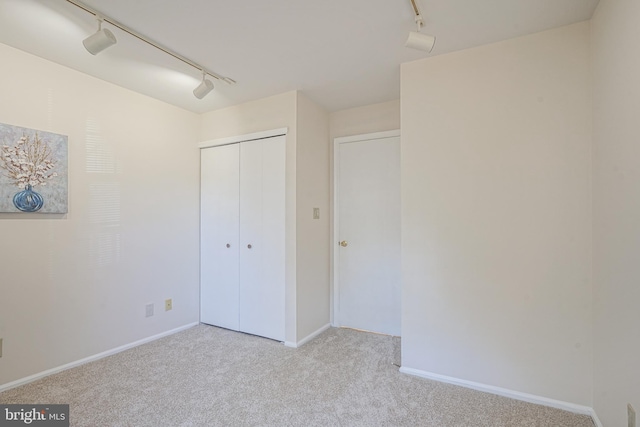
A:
239,136,286,341
200,144,240,330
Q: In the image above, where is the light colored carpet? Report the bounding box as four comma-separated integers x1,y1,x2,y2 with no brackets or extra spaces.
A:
0,325,594,427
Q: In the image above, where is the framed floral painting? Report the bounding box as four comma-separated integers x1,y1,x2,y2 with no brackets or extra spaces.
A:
0,123,68,213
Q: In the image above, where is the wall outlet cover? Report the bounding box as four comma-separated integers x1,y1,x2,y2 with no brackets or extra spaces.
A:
145,303,154,317
165,299,172,311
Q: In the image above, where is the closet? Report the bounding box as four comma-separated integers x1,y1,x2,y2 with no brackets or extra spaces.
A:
200,134,285,342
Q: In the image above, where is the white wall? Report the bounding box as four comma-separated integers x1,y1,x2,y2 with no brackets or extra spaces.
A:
0,43,201,386
592,0,640,424
200,91,298,141
296,92,330,339
329,100,400,141
400,23,593,405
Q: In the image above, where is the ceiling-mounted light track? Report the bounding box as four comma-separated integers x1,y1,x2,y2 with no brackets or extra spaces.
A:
66,0,236,98
405,0,436,53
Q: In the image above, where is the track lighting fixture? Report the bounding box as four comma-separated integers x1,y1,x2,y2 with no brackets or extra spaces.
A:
66,0,235,98
193,71,214,99
405,0,436,53
83,17,116,55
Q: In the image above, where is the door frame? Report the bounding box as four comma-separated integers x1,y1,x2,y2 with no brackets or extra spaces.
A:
332,129,400,329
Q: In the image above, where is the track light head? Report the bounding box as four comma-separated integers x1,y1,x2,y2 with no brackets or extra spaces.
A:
193,72,214,99
83,18,116,55
405,9,436,53
405,31,436,52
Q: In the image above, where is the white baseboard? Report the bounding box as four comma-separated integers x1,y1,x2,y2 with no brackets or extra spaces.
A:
589,409,603,427
399,367,596,418
284,323,331,348
0,322,199,393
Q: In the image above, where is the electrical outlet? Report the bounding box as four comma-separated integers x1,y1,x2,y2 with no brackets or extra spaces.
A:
313,208,320,220
165,299,172,311
629,403,636,427
145,303,154,317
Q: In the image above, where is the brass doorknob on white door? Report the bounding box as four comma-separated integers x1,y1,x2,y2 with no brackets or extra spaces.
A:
339,241,348,247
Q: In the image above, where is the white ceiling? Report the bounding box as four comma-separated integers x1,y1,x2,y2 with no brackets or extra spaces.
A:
0,0,599,114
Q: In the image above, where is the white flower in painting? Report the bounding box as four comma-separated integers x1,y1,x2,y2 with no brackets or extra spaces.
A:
0,133,58,188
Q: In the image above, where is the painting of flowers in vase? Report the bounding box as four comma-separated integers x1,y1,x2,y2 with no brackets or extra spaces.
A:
0,123,68,213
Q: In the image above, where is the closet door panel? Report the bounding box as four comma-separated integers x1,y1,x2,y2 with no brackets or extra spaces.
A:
239,136,286,341
200,144,240,330
258,136,286,341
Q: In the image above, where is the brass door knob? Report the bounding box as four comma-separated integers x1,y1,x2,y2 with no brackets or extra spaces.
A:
339,241,348,247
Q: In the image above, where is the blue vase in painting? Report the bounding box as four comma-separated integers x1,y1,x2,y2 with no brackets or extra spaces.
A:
13,185,44,212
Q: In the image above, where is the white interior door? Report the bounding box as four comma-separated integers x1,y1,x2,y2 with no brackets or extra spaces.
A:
200,144,240,330
336,132,401,336
239,136,286,341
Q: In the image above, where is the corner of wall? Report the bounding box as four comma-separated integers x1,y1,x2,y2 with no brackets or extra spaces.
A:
294,92,331,342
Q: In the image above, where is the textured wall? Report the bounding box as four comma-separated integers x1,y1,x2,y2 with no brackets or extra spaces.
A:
0,43,201,386
401,23,593,405
592,0,640,424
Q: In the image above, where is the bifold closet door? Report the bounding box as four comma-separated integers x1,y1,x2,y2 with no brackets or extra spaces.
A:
200,144,240,331
239,136,286,341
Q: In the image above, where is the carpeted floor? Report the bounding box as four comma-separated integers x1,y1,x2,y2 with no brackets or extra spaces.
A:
0,324,594,427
